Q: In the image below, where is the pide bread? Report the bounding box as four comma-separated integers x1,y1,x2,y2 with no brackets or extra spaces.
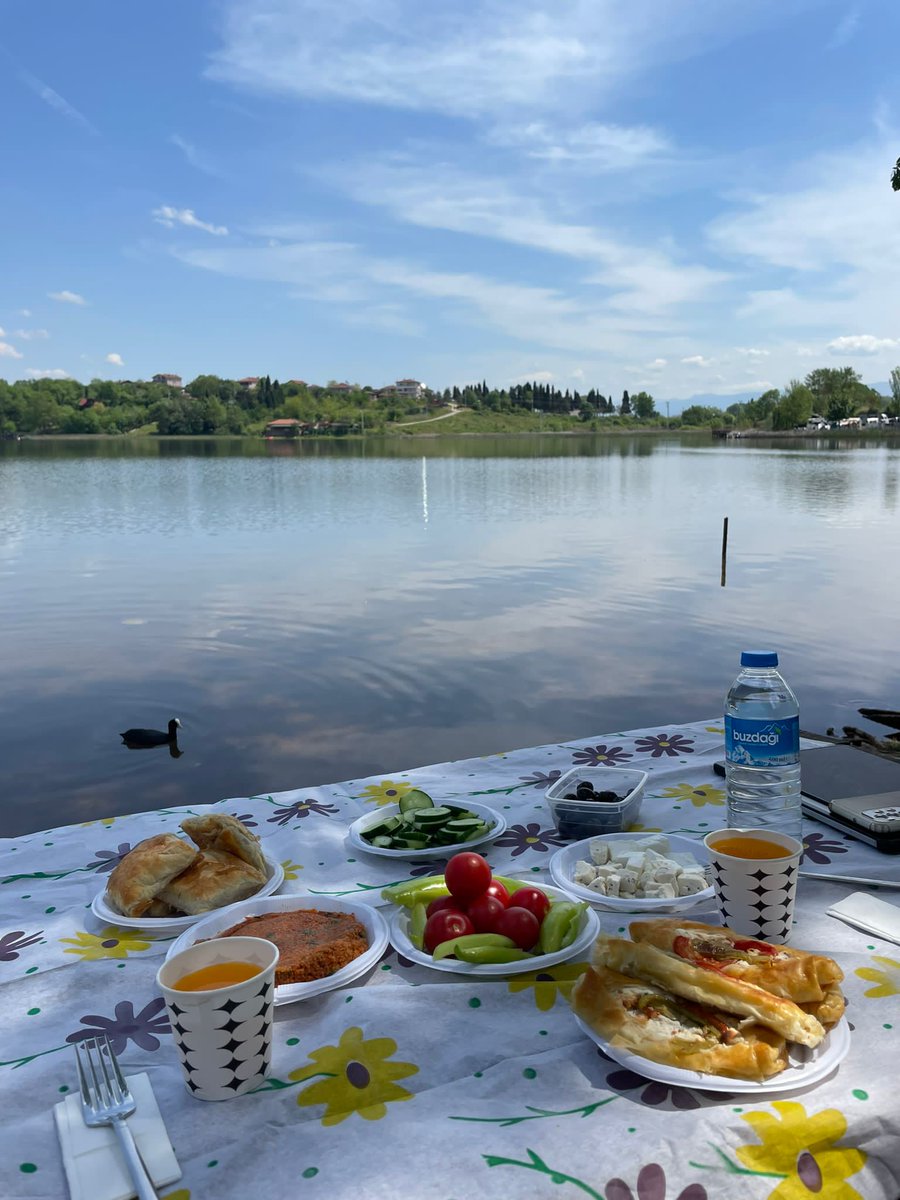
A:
572,964,789,1081
592,933,826,1047
107,834,199,917
628,918,843,1005
104,816,268,919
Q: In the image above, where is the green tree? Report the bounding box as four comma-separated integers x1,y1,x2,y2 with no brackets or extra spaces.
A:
680,404,726,426
888,367,900,418
631,391,656,419
620,389,631,415
772,381,814,429
803,366,874,423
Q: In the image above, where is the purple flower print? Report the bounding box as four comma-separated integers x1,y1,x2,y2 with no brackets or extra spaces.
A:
230,812,259,828
604,1059,733,1109
409,859,447,879
802,832,849,865
571,745,634,767
606,1163,707,1200
633,733,695,758
0,930,44,962
493,822,566,857
66,998,170,1056
267,798,340,826
519,769,563,789
87,843,134,873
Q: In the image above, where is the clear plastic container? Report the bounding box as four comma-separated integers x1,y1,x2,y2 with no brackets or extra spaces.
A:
545,765,647,839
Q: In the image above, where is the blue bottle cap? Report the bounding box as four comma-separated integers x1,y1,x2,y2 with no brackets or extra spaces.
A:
740,650,778,668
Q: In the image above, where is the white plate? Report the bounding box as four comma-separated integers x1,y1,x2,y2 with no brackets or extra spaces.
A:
389,882,600,976
348,799,506,860
91,853,285,934
549,832,715,912
165,894,389,1005
576,1015,851,1094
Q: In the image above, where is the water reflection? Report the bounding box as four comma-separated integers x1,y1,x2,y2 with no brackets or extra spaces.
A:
1,435,898,835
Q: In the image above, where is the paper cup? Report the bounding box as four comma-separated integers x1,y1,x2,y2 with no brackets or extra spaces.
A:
703,829,802,943
156,936,279,1102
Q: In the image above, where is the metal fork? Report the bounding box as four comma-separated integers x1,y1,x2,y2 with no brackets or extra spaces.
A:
74,1035,159,1200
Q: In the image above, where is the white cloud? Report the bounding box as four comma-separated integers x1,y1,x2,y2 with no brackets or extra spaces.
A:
152,206,228,236
681,355,712,367
827,7,860,49
25,368,70,379
14,328,50,340
105,352,125,365
0,342,24,359
735,346,769,358
827,334,899,355
332,160,728,314
488,120,672,169
49,290,87,305
646,358,667,368
208,0,801,122
18,68,99,135
170,134,222,177
19,309,32,317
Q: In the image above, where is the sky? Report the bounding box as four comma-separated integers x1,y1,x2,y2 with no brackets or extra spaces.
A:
2,0,900,404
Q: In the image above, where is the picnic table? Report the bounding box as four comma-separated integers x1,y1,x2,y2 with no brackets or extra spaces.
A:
2,718,899,1200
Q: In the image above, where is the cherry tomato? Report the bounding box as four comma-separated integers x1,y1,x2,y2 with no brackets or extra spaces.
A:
483,880,511,908
423,909,474,954
494,906,541,951
426,895,466,919
466,893,507,933
444,852,493,903
508,886,550,923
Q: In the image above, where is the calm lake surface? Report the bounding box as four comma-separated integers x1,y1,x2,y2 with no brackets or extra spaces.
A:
2,433,898,836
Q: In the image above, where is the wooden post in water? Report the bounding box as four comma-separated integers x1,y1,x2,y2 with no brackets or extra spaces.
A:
720,516,729,587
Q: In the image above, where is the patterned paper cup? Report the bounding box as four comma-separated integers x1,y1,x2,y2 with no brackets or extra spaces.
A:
156,936,279,1102
703,829,803,943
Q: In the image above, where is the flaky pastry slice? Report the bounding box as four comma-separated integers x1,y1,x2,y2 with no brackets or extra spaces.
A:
106,834,199,917
592,934,826,1047
181,813,267,875
157,848,265,915
572,965,788,1081
628,918,843,1005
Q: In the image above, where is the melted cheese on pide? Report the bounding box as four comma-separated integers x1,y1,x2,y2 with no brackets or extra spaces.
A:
676,928,789,962
619,985,712,1045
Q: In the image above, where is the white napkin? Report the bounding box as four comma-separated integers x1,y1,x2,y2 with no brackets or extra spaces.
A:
827,891,900,946
54,1072,181,1200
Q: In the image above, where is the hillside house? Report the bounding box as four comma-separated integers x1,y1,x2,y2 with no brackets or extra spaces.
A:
238,377,259,390
264,418,304,438
152,373,182,388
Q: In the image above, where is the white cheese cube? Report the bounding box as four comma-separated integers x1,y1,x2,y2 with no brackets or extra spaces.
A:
651,866,679,887
625,853,646,873
589,840,611,866
641,881,677,899
676,873,708,897
617,868,640,894
587,876,608,895
604,873,621,897
573,860,597,886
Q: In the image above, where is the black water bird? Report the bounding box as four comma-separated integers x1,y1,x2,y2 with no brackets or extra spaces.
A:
120,717,182,748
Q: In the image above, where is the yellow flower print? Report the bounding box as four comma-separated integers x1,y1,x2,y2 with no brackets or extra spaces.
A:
628,822,663,833
162,1191,190,1200
289,1026,418,1126
281,860,304,881
79,816,117,828
60,926,151,961
660,782,725,808
507,962,589,1012
360,780,413,807
705,725,725,734
855,955,900,998
737,1101,867,1200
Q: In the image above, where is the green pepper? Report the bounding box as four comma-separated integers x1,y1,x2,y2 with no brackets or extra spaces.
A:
380,878,450,907
454,945,534,965
408,902,427,950
432,933,516,961
557,902,587,949
537,901,579,954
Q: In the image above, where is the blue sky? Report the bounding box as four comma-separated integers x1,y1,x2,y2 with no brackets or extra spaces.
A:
2,0,899,402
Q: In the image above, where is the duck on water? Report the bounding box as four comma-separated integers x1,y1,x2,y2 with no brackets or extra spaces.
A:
120,717,182,748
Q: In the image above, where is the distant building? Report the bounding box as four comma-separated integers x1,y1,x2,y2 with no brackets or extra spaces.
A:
152,373,182,388
238,377,260,390
264,418,304,438
393,378,425,399
806,414,827,430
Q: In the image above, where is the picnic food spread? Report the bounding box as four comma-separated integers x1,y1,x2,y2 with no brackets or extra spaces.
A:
571,919,846,1080
106,814,267,916
359,787,495,851
218,908,369,984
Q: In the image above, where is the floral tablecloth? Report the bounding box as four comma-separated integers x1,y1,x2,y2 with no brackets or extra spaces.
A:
2,719,899,1200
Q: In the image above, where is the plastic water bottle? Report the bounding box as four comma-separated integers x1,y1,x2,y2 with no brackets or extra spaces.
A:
724,650,802,842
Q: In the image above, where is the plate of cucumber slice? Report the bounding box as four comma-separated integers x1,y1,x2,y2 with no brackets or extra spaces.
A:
347,789,506,859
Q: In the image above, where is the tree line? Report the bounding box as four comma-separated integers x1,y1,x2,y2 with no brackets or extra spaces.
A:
1,367,897,438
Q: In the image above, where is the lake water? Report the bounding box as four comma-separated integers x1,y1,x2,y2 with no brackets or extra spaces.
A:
2,433,898,836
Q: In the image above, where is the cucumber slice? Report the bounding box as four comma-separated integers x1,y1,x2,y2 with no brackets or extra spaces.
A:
391,837,429,850
371,835,394,848
444,818,484,833
411,806,453,827
399,789,435,813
